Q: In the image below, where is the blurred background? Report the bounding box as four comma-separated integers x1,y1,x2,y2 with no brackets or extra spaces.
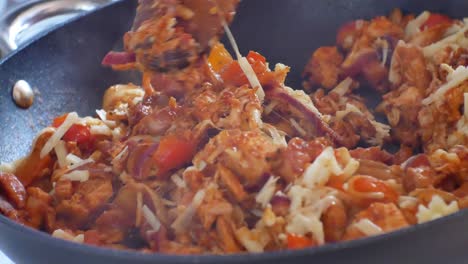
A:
0,0,112,58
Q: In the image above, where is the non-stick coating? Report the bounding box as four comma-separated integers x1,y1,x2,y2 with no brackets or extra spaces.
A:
1,0,468,263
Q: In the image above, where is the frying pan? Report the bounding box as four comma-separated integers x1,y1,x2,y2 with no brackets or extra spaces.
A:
1,0,468,263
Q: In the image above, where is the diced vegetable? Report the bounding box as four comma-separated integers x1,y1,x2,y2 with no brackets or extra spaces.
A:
420,14,452,30
208,42,234,73
286,233,316,249
52,114,95,151
220,51,268,86
152,135,196,176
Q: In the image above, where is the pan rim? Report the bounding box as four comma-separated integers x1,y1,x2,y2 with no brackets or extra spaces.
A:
0,206,466,262
0,0,467,261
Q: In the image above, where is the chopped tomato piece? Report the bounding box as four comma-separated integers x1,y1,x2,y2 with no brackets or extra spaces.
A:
246,51,266,64
220,50,269,86
153,135,196,175
52,113,95,151
62,124,92,145
420,14,452,30
220,61,248,86
327,175,345,191
286,233,316,250
52,113,68,128
208,42,233,73
349,175,398,205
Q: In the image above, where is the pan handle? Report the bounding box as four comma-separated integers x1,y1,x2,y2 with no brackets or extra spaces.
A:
0,0,114,57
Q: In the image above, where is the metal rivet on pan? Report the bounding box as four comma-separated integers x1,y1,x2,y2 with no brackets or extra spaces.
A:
12,80,34,109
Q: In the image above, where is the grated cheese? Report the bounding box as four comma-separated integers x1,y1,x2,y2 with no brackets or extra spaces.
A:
261,206,276,227
464,93,468,119
62,170,89,182
262,124,287,148
113,145,128,163
54,140,68,168
331,77,353,96
398,196,419,209
171,189,206,232
354,218,383,236
171,172,187,188
52,229,84,243
423,65,468,105
142,204,161,231
66,153,83,166
66,156,93,171
234,227,266,253
368,120,391,146
283,86,323,118
40,112,79,158
302,147,341,188
416,195,459,223
90,124,112,136
286,213,324,244
423,24,468,58
405,11,430,39
255,176,279,208
289,118,307,136
264,100,279,115
223,23,265,102
136,191,143,227
96,109,116,127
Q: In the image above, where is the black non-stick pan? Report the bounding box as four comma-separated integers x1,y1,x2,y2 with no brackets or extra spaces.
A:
1,0,468,263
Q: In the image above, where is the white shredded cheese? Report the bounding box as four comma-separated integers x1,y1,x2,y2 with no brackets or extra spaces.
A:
66,153,94,171
416,195,459,223
136,191,143,227
331,77,353,96
40,112,80,158
289,118,307,136
302,147,341,188
286,213,324,244
171,189,206,232
96,109,116,127
142,204,161,231
65,153,83,165
464,93,468,119
354,218,383,236
423,24,468,58
52,229,84,243
90,124,112,136
398,196,419,209
405,11,430,39
261,206,276,227
263,124,287,148
62,170,89,182
223,23,265,102
283,86,323,118
255,176,279,208
368,120,391,146
171,172,187,188
423,65,468,105
54,140,68,168
234,227,265,253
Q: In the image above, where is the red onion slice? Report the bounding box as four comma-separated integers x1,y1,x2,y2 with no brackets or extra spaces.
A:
102,51,136,66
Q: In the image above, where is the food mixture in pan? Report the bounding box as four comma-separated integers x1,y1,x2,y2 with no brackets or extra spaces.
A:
1,0,468,254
